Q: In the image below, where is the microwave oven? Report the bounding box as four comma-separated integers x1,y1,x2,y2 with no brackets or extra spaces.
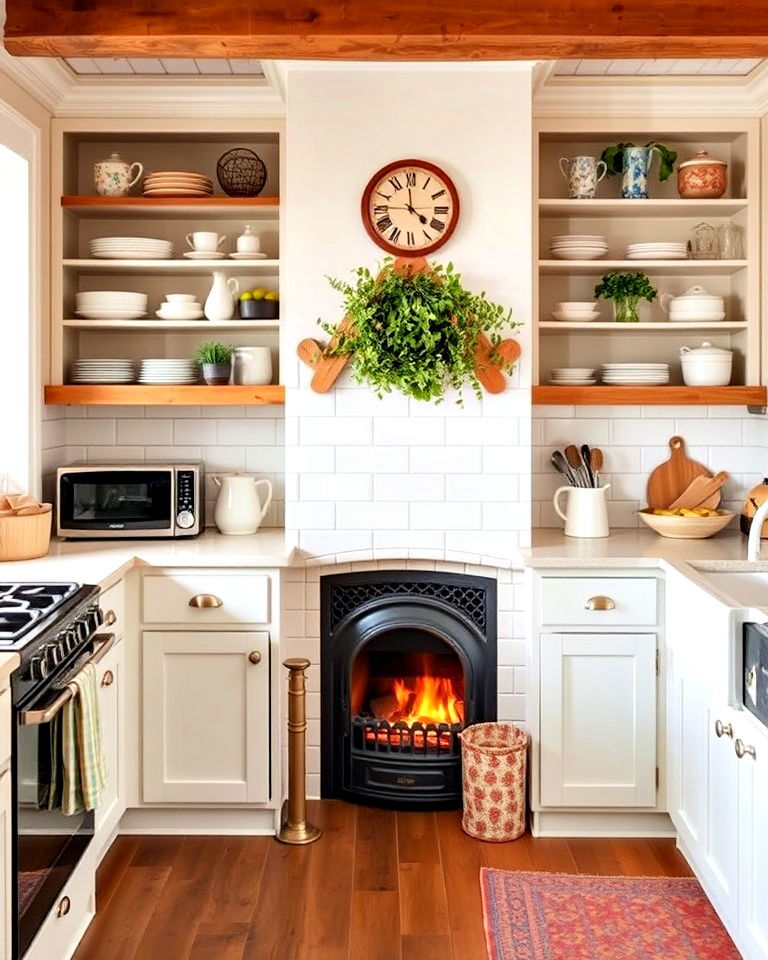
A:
56,463,204,539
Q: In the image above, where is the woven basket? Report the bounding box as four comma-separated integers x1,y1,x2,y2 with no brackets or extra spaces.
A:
0,509,52,561
216,148,267,197
459,722,528,841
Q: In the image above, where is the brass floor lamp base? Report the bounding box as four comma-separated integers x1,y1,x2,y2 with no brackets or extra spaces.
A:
277,800,322,845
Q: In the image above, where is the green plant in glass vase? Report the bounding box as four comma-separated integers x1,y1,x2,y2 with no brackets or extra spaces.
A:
322,259,520,402
594,271,657,324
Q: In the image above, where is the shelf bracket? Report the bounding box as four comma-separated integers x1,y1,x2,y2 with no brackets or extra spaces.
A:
747,405,767,417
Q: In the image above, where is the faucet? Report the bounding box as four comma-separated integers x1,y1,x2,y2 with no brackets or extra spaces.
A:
747,497,768,561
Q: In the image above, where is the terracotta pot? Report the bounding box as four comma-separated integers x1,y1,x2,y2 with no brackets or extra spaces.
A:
677,151,728,199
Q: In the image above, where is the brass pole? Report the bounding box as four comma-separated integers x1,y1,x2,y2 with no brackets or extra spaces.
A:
277,657,322,845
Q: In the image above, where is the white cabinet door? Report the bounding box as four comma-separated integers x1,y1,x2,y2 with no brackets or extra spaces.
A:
702,704,739,930
737,725,768,960
668,650,710,852
0,769,10,960
94,639,125,853
540,633,657,807
142,631,270,804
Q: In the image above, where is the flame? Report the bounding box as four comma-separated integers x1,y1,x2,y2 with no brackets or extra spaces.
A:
392,674,463,726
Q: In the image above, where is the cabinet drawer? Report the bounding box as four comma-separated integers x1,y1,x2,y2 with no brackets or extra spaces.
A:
142,572,270,625
22,854,95,960
540,577,658,626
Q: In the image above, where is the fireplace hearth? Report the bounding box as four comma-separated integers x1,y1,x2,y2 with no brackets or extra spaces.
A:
321,571,497,809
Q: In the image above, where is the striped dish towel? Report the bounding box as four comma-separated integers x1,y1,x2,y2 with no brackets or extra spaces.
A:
60,662,107,816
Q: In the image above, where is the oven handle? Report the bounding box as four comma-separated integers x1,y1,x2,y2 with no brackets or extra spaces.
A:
19,633,116,727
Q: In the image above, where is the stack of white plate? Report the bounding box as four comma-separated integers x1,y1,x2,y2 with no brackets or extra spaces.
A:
143,171,213,198
551,301,601,322
70,359,135,384
90,237,173,260
156,294,204,321
549,367,597,385
137,359,199,384
601,363,670,386
75,290,148,320
550,235,608,260
625,241,688,260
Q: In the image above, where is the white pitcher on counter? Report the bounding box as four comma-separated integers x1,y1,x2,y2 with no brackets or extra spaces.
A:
204,272,239,322
213,473,273,535
553,484,611,538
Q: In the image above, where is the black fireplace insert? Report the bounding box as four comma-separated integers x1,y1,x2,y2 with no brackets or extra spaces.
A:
320,571,497,809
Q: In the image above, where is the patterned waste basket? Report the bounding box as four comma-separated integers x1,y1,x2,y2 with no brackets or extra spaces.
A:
459,722,528,841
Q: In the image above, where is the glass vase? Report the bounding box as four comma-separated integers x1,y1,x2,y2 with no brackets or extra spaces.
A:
613,296,641,323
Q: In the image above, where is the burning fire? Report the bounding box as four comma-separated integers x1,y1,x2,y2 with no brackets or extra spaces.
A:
365,670,464,749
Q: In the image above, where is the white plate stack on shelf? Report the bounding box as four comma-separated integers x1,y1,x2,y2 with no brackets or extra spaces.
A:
601,363,670,386
142,171,213,198
549,235,608,261
551,301,601,322
70,359,135,384
75,291,148,320
625,241,688,260
156,294,204,321
90,237,173,260
549,367,598,386
137,359,200,384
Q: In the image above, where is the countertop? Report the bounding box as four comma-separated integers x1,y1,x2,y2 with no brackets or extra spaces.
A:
0,529,294,588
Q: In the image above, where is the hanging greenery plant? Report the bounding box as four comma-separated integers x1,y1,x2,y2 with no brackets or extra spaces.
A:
321,259,520,402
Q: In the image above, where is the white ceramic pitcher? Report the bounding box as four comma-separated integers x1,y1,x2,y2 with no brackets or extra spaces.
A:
213,473,273,535
204,272,240,322
553,484,611,538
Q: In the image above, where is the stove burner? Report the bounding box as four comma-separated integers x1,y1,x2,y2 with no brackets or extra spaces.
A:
0,583,78,644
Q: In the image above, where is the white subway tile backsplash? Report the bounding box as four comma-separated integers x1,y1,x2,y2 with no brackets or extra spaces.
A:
301,474,371,502
66,418,116,445
117,418,173,445
410,502,481,531
445,417,519,446
411,447,481,474
610,419,676,445
336,446,409,473
446,474,518,502
336,502,408,530
374,474,444,501
374,418,445,446
301,417,372,445
216,418,276,445
174,419,217,445
336,390,409,417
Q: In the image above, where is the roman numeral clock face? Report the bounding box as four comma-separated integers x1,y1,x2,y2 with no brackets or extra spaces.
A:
361,160,460,256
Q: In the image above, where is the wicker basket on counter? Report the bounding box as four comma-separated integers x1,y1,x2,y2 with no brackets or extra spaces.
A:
0,507,52,561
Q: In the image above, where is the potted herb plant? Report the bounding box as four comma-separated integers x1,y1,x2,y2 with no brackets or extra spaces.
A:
601,141,678,199
196,341,233,384
322,259,520,402
594,271,657,324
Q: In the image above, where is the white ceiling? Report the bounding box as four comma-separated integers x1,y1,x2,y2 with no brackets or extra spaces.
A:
64,57,265,77
553,58,763,77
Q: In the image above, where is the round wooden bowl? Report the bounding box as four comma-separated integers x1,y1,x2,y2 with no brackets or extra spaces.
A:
638,508,733,540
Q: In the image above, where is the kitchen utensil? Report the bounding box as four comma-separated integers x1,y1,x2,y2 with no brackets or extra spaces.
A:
212,473,273,535
689,222,718,260
677,150,728,199
551,450,578,486
638,508,732,539
590,448,604,484
717,221,743,260
93,152,143,197
186,231,226,253
553,484,611,538
565,445,588,487
646,436,710,510
668,471,728,510
232,346,272,385
236,225,261,254
581,444,594,487
558,155,608,199
741,478,768,539
680,341,733,387
204,272,239,322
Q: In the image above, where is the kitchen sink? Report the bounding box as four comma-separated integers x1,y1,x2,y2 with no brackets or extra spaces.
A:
699,570,768,609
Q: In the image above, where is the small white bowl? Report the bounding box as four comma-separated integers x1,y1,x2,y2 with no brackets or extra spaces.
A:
556,302,598,310
551,312,601,323
551,368,596,377
164,294,197,303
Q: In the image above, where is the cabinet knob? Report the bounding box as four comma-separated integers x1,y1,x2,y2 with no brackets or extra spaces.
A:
714,719,734,739
584,595,616,611
101,670,114,687
57,896,71,918
103,609,117,626
735,739,757,760
189,594,223,609
248,651,262,665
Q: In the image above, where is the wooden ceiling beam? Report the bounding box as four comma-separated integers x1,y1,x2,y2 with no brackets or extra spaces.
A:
6,1,768,60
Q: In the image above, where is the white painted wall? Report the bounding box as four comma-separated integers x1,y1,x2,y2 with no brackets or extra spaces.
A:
283,65,534,562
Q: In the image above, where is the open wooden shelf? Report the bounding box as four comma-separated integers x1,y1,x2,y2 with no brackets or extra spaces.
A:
539,259,748,276
538,198,750,218
44,384,285,406
539,321,749,333
62,318,280,331
63,258,278,274
61,195,280,218
532,385,767,406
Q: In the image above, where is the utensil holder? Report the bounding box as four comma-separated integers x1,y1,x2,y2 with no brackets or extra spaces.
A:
553,485,610,538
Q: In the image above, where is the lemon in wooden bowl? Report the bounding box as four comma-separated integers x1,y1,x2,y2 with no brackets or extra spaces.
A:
638,507,734,539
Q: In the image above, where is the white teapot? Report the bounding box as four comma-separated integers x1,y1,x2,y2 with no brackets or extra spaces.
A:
93,152,143,197
213,473,273,535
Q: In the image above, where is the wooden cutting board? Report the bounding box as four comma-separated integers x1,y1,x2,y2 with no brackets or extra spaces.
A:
646,436,711,509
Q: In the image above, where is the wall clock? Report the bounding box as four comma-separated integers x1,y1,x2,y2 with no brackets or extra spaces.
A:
361,158,460,256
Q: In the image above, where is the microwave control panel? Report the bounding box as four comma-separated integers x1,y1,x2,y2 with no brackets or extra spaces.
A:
175,470,198,531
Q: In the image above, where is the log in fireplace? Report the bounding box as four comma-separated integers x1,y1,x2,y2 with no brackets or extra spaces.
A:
320,571,497,809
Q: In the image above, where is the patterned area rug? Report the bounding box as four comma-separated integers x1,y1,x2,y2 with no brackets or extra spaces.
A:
480,869,741,960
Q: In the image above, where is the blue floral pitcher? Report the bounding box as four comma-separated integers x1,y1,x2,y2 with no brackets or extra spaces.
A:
621,146,655,199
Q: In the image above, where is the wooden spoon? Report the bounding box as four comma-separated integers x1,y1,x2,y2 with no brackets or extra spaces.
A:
590,448,604,484
564,445,587,487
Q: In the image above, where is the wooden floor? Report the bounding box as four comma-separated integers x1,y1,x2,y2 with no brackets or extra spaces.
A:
73,801,691,960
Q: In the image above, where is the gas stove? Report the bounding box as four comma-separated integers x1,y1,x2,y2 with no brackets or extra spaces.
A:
0,582,80,646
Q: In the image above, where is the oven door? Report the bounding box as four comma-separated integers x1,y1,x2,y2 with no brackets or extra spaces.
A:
13,634,114,957
58,469,173,535
744,622,768,728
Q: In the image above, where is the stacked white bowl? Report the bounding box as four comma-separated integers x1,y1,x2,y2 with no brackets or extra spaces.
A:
549,235,608,260
662,286,726,324
75,290,148,320
551,301,601,322
156,294,204,321
549,367,597,386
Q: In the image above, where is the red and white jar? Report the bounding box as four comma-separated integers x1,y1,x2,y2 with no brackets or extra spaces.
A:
677,150,728,199
459,722,528,842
